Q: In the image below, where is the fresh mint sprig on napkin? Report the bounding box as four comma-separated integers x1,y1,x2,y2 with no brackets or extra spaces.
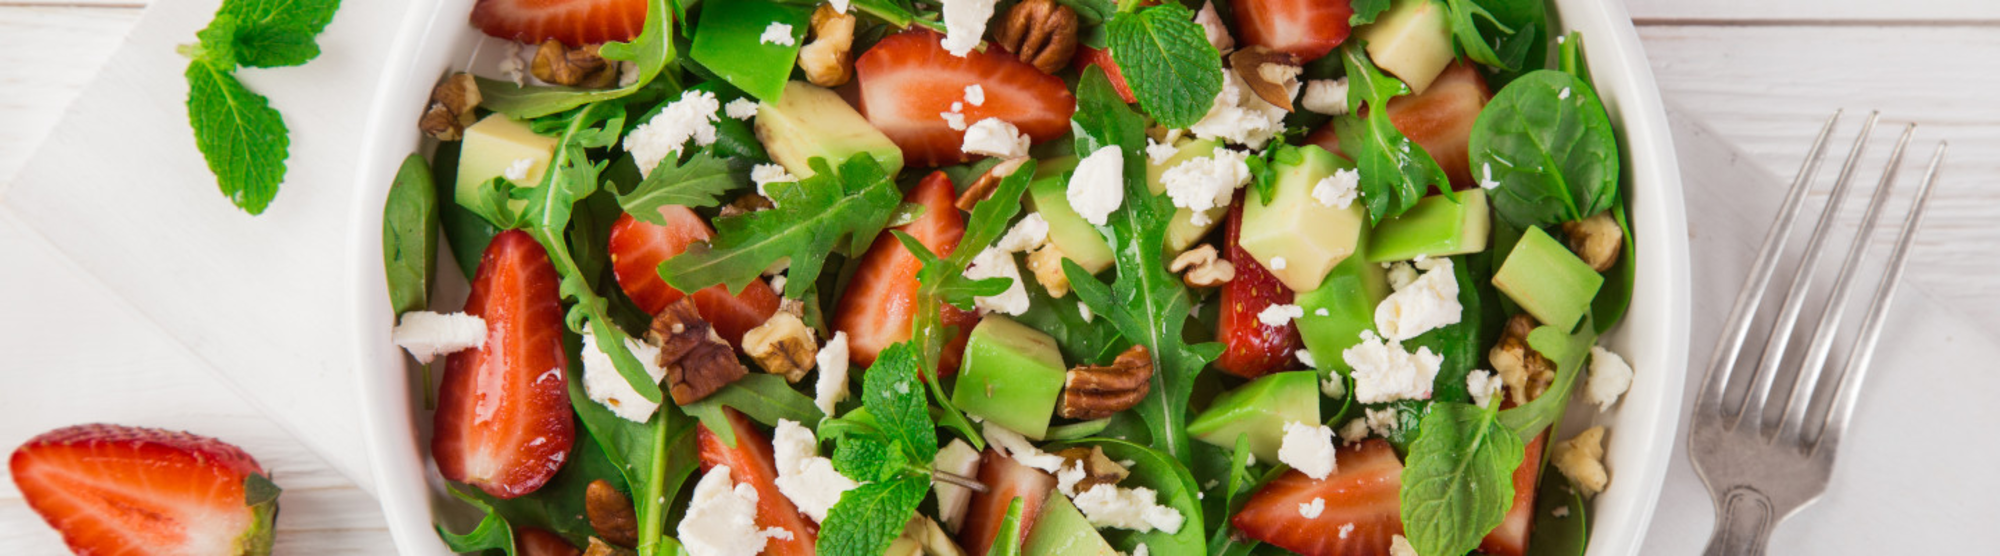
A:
178,0,342,215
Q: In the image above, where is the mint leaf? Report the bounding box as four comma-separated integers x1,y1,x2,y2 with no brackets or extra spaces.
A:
222,0,341,68
615,149,745,225
831,427,899,483
864,343,939,465
1106,3,1223,128
1335,42,1449,222
480,0,676,118
185,60,288,215
1400,402,1524,556
1444,0,1517,71
661,154,902,299
1350,0,1392,25
815,475,928,556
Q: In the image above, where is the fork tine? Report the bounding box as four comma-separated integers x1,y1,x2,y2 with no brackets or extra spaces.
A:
1775,124,1917,443
1815,142,1947,455
1732,112,1880,431
1696,111,1844,418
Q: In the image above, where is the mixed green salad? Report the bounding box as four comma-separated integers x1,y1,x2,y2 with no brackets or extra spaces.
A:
380,0,1641,555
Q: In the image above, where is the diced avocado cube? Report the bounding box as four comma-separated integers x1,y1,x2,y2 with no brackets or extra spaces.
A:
1297,232,1392,376
1145,138,1230,253
1188,371,1321,462
755,81,904,179
1024,490,1119,556
1357,0,1455,94
1238,145,1368,292
953,315,1068,439
454,113,557,207
1367,189,1491,262
1027,157,1114,274
689,0,810,103
1493,226,1604,331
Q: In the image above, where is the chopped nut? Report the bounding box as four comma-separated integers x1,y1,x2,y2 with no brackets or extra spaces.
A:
585,537,638,556
717,192,775,218
586,480,639,548
1058,345,1154,420
1168,244,1236,288
1055,446,1130,491
742,312,818,383
1551,426,1609,497
798,4,857,87
418,73,482,141
1563,211,1624,272
956,157,1031,211
649,298,749,405
1230,46,1301,111
992,0,1079,74
1489,314,1556,406
1025,243,1071,298
531,39,616,88
897,514,966,556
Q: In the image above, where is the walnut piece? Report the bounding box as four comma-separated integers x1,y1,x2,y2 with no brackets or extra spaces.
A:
649,298,749,405
1230,46,1301,111
1058,345,1154,419
418,73,482,141
956,157,1030,211
531,39,616,88
992,0,1079,74
586,479,639,548
1025,243,1071,298
1489,314,1556,406
717,192,775,218
1055,446,1130,491
1551,426,1609,497
585,537,638,556
1168,244,1236,288
799,4,857,87
1563,211,1624,272
742,312,817,383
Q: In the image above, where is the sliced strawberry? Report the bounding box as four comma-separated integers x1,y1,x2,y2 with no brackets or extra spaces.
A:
1215,193,1303,378
1073,46,1136,104
1480,433,1548,556
10,424,277,556
833,172,979,374
1231,0,1355,62
855,30,1077,167
696,408,818,556
959,449,1058,556
516,526,582,556
471,0,647,47
609,207,782,345
1307,62,1492,190
1233,439,1405,556
435,230,576,499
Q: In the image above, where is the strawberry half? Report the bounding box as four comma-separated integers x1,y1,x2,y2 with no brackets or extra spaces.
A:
516,526,582,556
1073,46,1136,104
696,408,818,556
958,449,1058,556
1215,193,1303,378
1308,62,1492,190
833,172,978,374
1231,0,1355,62
434,230,577,499
609,207,782,346
1480,433,1548,556
1233,439,1405,556
10,424,278,556
470,0,647,47
855,30,1077,167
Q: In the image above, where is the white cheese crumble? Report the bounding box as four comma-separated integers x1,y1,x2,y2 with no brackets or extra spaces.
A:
1390,534,1419,556
1190,69,1291,149
760,22,796,46
581,331,668,423
830,0,850,13
997,213,1050,253
1311,168,1360,208
1479,161,1501,189
1386,262,1418,291
769,274,787,294
964,84,986,106
1145,138,1181,165
962,118,1031,159
1321,376,1347,399
627,90,721,177
941,0,998,57
1159,147,1251,226
964,248,1031,315
1193,1,1234,53
751,163,796,201
814,331,851,418
680,466,792,556
1269,256,1288,270
1299,497,1326,519
934,439,982,531
1553,505,1571,518
1069,146,1126,226
498,47,528,87
1467,369,1502,409
1559,87,1572,100
772,420,855,523
1277,421,1339,480
1374,258,1463,341
941,108,968,131
1071,483,1185,534
1132,543,1151,556
1256,304,1305,327
1296,349,1317,369
1365,407,1403,437
618,61,640,87
1078,301,1095,323
1338,522,1355,539
1315,308,1330,316
1344,330,1443,403
502,158,533,182
1586,346,1635,410
984,421,1065,473
391,311,486,364
1055,460,1087,496
1300,77,1351,116
1339,418,1369,444
725,98,760,120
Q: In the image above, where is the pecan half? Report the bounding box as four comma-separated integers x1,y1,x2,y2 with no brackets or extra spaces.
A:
586,480,639,548
649,298,749,405
956,157,1030,211
1168,244,1235,288
1055,446,1130,491
1563,211,1623,272
1489,314,1556,406
742,312,817,383
585,537,638,556
799,4,857,87
992,0,1079,74
531,39,617,88
1230,46,1301,111
418,73,482,141
1058,345,1153,419
1025,243,1071,298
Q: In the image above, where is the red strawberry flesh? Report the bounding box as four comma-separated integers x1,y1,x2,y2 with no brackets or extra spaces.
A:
696,408,818,556
855,30,1077,167
1233,439,1406,556
1215,193,1304,378
1307,61,1492,190
833,171,978,374
471,0,648,47
1480,433,1548,556
10,424,276,556
958,449,1057,556
1231,0,1355,62
609,207,782,345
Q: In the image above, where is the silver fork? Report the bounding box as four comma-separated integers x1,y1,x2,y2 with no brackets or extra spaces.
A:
1688,111,1947,556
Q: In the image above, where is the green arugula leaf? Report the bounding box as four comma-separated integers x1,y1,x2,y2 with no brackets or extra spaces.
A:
616,149,745,224
891,232,1008,311
1497,317,1596,442
564,339,700,556
1247,142,1305,205
220,0,341,68
1400,402,1524,556
1469,70,1620,229
1350,0,1392,25
987,497,1027,556
479,0,676,118
1013,273,1130,365
1444,0,1517,70
864,343,940,465
437,485,519,555
661,155,902,299
1106,3,1224,128
1334,42,1450,222
684,373,825,429
815,475,930,556
184,58,288,215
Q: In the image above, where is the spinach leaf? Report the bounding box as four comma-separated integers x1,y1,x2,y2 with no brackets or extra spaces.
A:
1592,200,1636,333
1404,257,1491,405
1528,472,1591,556
478,0,676,118
1475,0,1549,87
1106,3,1224,128
1334,42,1450,222
437,485,517,555
1497,318,1596,442
564,340,700,556
1051,438,1207,555
689,0,811,102
1399,402,1524,556
383,153,438,317
682,373,826,433
430,141,499,282
1469,70,1620,229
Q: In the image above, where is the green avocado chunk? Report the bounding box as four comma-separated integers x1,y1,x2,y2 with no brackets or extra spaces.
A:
953,315,1068,439
1027,157,1115,275
1024,490,1119,556
754,81,905,179
1187,371,1322,462
1238,145,1369,292
1145,137,1230,254
1368,189,1491,262
1493,226,1604,331
1296,229,1393,377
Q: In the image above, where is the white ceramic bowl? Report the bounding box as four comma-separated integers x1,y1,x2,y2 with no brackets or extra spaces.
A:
346,1,1690,553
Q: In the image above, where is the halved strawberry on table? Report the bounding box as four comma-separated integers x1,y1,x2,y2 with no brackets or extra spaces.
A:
1480,433,1549,556
1308,61,1493,189
1072,46,1136,104
609,206,782,346
696,408,818,556
471,0,648,47
958,449,1058,556
1232,0,1356,62
10,424,279,556
833,172,979,374
854,30,1077,167
1233,439,1405,556
1216,194,1304,378
434,230,576,500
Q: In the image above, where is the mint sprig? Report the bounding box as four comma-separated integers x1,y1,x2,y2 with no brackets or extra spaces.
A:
660,155,902,299
180,0,340,215
1106,3,1223,128
1400,402,1525,556
817,342,939,556
1333,42,1451,222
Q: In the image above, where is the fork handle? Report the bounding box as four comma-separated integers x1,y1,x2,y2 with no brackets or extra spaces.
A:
1704,488,1778,556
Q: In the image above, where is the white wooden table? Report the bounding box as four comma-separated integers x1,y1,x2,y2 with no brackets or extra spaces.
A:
2,0,1995,553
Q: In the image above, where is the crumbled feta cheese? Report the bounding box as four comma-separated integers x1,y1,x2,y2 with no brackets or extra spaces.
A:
1386,262,1418,291
1278,421,1339,480
1056,460,1087,496
1322,376,1347,399
1315,308,1330,316
1339,418,1369,444
829,0,850,13
997,213,1050,253
498,48,528,87
1344,330,1443,403
1145,138,1180,165
1553,505,1571,518
1300,78,1350,116
1159,147,1252,226
962,118,1031,159
1338,522,1355,539
768,274,787,294
942,110,968,131
751,163,796,200
503,158,533,182
814,332,851,418
1132,544,1151,556
1299,497,1326,519
680,465,792,556
1480,161,1501,189
952,101,965,113
941,0,998,57
984,421,1065,473
627,90,722,177
1559,87,1572,100
934,439,982,530
1078,301,1095,323
1257,304,1305,327
618,61,641,87
1071,483,1185,534
1311,168,1360,208
581,331,669,423
1193,1,1234,53
1586,346,1634,410
1269,256,1288,270
964,84,986,106
1374,258,1462,341
725,98,760,120
391,311,486,364
1390,534,1418,556
1552,426,1609,497
760,22,797,46
1467,369,1502,409
1296,349,1317,369
772,420,856,523
1190,69,1291,149
1365,408,1403,436
1069,146,1126,226
964,248,1031,315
